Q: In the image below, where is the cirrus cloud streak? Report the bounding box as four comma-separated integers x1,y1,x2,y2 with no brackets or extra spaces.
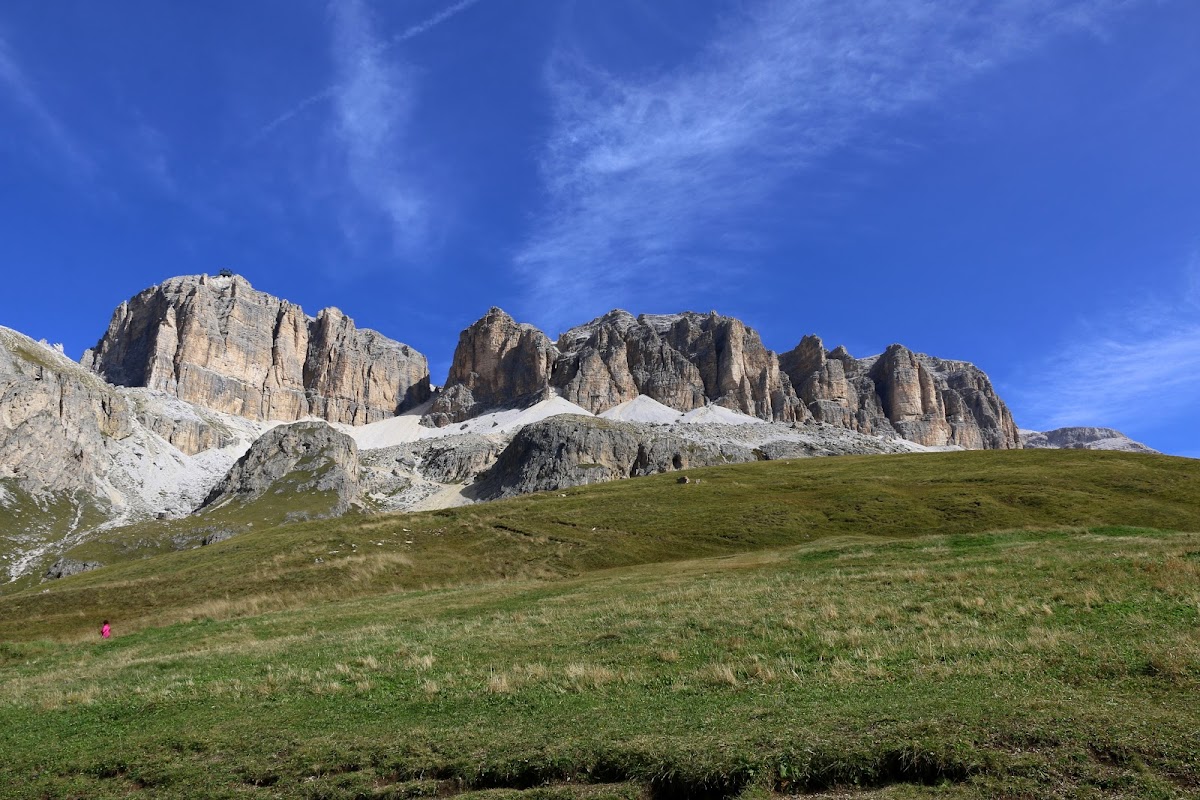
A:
517,0,1136,322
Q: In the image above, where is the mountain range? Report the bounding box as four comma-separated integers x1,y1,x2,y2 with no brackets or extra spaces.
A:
0,273,1155,584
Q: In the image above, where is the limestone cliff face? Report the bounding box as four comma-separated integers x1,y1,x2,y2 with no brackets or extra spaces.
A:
555,311,803,422
425,308,802,426
780,336,1020,449
83,274,430,426
0,327,133,496
424,308,558,427
304,308,430,425
426,308,1022,448
779,336,856,429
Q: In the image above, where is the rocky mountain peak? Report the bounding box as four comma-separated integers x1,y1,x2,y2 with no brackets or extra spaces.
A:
430,307,803,425
779,338,1018,449
422,307,559,427
557,309,640,349
82,274,430,426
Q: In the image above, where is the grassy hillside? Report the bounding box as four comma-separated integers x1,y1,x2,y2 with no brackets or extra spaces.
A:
1,449,1198,798
0,456,350,594
1,526,1197,798
0,479,110,591
4,449,1199,640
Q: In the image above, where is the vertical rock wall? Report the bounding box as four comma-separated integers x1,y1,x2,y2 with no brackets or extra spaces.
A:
83,274,430,425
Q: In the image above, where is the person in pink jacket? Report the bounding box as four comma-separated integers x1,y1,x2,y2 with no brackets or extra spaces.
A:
101,620,111,640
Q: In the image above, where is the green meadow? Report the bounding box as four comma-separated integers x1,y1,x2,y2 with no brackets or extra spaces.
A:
1,450,1198,798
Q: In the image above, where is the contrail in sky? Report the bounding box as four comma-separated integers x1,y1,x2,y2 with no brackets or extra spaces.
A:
246,0,484,146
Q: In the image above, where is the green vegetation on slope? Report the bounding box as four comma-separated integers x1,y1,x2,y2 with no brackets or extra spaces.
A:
1,449,1198,798
1,527,1198,798
4,449,1199,640
0,479,110,593
0,461,348,591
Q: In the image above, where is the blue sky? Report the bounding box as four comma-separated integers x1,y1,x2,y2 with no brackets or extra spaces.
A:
1,0,1198,456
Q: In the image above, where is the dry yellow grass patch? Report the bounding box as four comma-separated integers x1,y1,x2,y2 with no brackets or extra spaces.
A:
863,607,901,627
515,662,551,682
35,684,102,711
564,662,618,690
697,663,738,687
338,552,415,583
406,653,436,671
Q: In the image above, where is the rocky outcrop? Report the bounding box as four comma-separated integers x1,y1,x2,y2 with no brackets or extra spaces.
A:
424,308,558,426
135,407,231,455
1020,427,1157,454
780,337,1019,449
417,436,506,484
0,327,133,496
474,415,757,499
199,421,361,517
471,410,925,501
43,557,103,580
123,389,241,456
83,274,430,427
360,434,504,488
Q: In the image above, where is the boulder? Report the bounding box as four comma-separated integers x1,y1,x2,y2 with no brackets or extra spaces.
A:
199,421,361,517
43,557,103,580
474,415,755,499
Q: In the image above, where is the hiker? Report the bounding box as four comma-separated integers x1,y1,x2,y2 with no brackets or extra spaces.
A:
101,620,111,640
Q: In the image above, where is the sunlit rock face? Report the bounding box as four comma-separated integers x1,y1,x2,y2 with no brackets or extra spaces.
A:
426,306,1019,450
780,337,1020,449
423,307,559,427
83,274,430,425
0,327,133,495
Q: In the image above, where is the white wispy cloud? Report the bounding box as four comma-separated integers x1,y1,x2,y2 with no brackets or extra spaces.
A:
1011,256,1200,432
248,0,483,146
517,0,1134,319
328,0,427,253
316,0,485,255
0,31,91,173
131,116,176,194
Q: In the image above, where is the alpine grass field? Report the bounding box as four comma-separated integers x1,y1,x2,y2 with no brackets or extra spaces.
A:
2,450,1199,799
